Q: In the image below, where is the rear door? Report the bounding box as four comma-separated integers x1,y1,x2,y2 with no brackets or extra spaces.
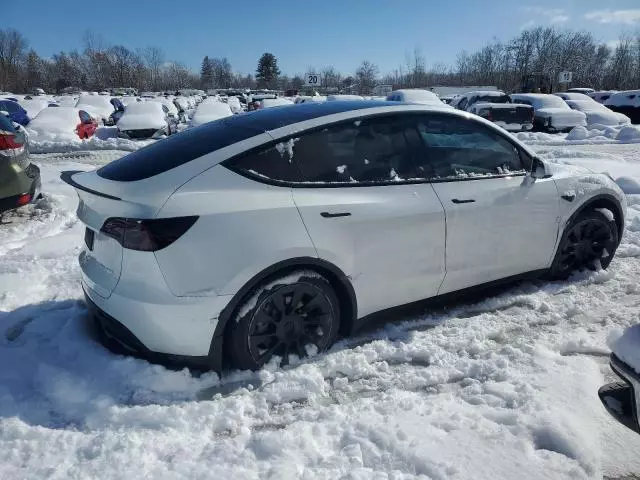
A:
286,115,446,317
411,114,560,294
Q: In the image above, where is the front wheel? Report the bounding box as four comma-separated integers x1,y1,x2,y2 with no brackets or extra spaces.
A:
226,271,340,370
549,209,619,280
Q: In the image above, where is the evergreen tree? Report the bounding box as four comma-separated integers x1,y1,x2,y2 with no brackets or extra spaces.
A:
255,52,280,88
200,56,213,89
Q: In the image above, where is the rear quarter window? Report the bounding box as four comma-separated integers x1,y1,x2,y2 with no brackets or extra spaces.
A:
97,122,261,181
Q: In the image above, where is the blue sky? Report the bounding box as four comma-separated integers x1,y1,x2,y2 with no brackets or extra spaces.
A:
5,0,640,76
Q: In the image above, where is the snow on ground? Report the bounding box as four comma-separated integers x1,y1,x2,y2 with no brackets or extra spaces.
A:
26,126,154,154
515,124,640,146
0,141,639,479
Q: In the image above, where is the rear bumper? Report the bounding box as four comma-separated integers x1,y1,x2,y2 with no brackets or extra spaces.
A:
84,289,216,371
599,354,640,435
0,163,41,214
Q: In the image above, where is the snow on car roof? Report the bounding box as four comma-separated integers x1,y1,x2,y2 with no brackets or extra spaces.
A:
511,93,569,109
124,101,165,115
466,90,506,97
27,106,83,135
605,90,640,107
260,98,294,108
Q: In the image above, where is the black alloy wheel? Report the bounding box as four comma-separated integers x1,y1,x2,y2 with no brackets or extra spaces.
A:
550,209,619,279
227,272,339,370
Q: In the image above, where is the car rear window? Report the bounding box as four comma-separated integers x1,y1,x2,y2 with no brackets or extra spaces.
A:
0,112,16,132
97,121,262,181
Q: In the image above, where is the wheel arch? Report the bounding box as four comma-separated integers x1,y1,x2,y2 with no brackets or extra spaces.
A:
569,193,624,238
208,257,357,371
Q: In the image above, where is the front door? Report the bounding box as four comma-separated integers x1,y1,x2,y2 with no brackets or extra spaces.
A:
411,113,560,294
288,115,447,318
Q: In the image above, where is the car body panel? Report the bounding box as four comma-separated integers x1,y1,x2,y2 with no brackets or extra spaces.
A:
292,183,446,318
155,165,318,297
432,175,560,293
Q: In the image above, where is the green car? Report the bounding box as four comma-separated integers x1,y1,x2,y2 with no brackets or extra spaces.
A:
0,113,41,214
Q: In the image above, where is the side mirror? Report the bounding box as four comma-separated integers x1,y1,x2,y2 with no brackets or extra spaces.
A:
530,156,547,179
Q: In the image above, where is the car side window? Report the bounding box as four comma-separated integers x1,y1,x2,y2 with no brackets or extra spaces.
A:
226,142,304,183
412,114,525,179
1,101,19,113
457,98,468,110
293,116,417,183
227,116,418,185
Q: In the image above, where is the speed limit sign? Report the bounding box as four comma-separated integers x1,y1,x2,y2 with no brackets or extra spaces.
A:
305,73,320,86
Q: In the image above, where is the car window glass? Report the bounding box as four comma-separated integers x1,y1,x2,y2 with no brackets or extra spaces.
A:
226,142,304,183
1,101,19,113
230,116,418,184
294,116,417,183
413,114,524,179
0,113,16,132
458,98,468,109
79,110,91,123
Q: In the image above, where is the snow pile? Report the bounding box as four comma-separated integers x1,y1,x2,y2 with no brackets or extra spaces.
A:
518,124,640,145
609,325,640,374
28,129,153,154
616,125,640,143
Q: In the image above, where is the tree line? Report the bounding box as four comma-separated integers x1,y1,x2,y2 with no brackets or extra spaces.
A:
1,27,639,95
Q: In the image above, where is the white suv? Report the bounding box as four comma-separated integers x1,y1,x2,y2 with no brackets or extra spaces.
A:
62,101,626,371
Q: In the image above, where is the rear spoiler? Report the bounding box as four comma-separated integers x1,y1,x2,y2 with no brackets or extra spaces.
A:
60,170,121,201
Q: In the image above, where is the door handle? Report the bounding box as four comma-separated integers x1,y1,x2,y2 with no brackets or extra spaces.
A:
451,199,475,204
320,212,351,218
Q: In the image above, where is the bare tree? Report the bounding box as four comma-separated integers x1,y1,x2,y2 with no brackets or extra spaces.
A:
355,60,379,95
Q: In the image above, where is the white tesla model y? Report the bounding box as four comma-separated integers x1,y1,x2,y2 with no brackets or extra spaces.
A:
62,101,627,371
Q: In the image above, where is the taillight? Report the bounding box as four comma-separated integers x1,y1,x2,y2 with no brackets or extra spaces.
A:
17,194,31,206
486,110,493,121
0,131,23,150
100,216,198,251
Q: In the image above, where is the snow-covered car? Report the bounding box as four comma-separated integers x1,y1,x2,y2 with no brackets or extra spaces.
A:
326,94,365,101
55,96,79,107
225,96,243,113
553,92,593,102
589,91,617,104
599,325,640,435
61,100,626,372
564,99,630,126
456,91,533,132
295,96,327,104
567,87,595,95
190,99,232,127
116,101,178,139
148,97,180,118
467,102,534,132
18,98,50,119
259,98,294,109
510,93,587,132
386,89,447,107
27,107,98,141
605,90,640,124
75,95,115,124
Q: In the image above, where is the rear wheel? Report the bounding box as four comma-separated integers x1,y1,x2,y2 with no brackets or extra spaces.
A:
549,209,619,279
226,271,340,370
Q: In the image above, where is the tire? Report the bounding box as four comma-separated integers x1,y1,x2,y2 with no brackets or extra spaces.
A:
548,209,619,280
226,271,340,370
